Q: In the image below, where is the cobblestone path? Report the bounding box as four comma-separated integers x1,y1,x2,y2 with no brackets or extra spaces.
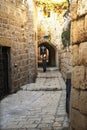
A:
0,69,69,130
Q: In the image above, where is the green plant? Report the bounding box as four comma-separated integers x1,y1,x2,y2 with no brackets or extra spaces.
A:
61,25,70,48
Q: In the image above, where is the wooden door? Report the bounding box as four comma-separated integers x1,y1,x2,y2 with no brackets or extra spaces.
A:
0,47,11,99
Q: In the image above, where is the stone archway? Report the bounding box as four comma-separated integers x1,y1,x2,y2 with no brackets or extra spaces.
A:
38,42,56,67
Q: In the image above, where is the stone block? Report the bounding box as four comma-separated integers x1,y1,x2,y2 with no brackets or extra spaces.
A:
71,21,78,44
85,15,87,39
0,37,12,47
72,66,85,89
79,42,87,65
70,88,79,109
70,108,87,130
77,17,85,42
71,45,79,66
86,67,87,86
70,0,78,20
77,0,87,17
71,18,85,44
61,52,66,59
79,91,87,115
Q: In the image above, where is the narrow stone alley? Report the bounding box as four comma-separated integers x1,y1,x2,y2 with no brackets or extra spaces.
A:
0,0,87,130
0,69,68,130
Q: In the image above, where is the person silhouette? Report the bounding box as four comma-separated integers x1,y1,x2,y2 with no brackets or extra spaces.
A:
40,46,47,72
42,54,46,72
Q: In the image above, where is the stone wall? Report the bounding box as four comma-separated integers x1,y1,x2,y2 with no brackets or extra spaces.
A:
59,47,72,80
27,0,37,83
0,0,37,96
70,0,87,130
37,8,65,68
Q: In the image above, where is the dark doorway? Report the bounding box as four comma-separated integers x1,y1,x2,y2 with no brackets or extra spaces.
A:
38,42,56,67
0,47,11,99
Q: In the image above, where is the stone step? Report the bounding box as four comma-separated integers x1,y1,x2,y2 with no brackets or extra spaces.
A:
38,67,58,71
62,127,69,130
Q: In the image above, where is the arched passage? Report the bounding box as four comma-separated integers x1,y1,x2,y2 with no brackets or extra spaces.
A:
38,42,56,67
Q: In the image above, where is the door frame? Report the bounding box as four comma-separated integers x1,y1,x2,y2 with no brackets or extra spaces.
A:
0,46,11,97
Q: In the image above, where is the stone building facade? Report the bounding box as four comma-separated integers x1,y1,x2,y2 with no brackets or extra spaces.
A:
36,4,68,68
70,0,87,130
0,0,37,99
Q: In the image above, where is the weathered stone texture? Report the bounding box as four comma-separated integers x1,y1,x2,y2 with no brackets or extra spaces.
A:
77,0,87,17
79,42,87,65
70,0,78,20
72,66,86,89
70,0,87,20
71,17,85,44
70,88,79,110
0,0,36,95
71,89,87,114
85,15,87,38
72,42,87,66
70,0,87,130
59,49,72,80
86,67,87,86
71,109,87,130
71,45,79,66
79,91,87,115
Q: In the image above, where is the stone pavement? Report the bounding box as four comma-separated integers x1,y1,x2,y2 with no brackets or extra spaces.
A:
0,69,69,130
